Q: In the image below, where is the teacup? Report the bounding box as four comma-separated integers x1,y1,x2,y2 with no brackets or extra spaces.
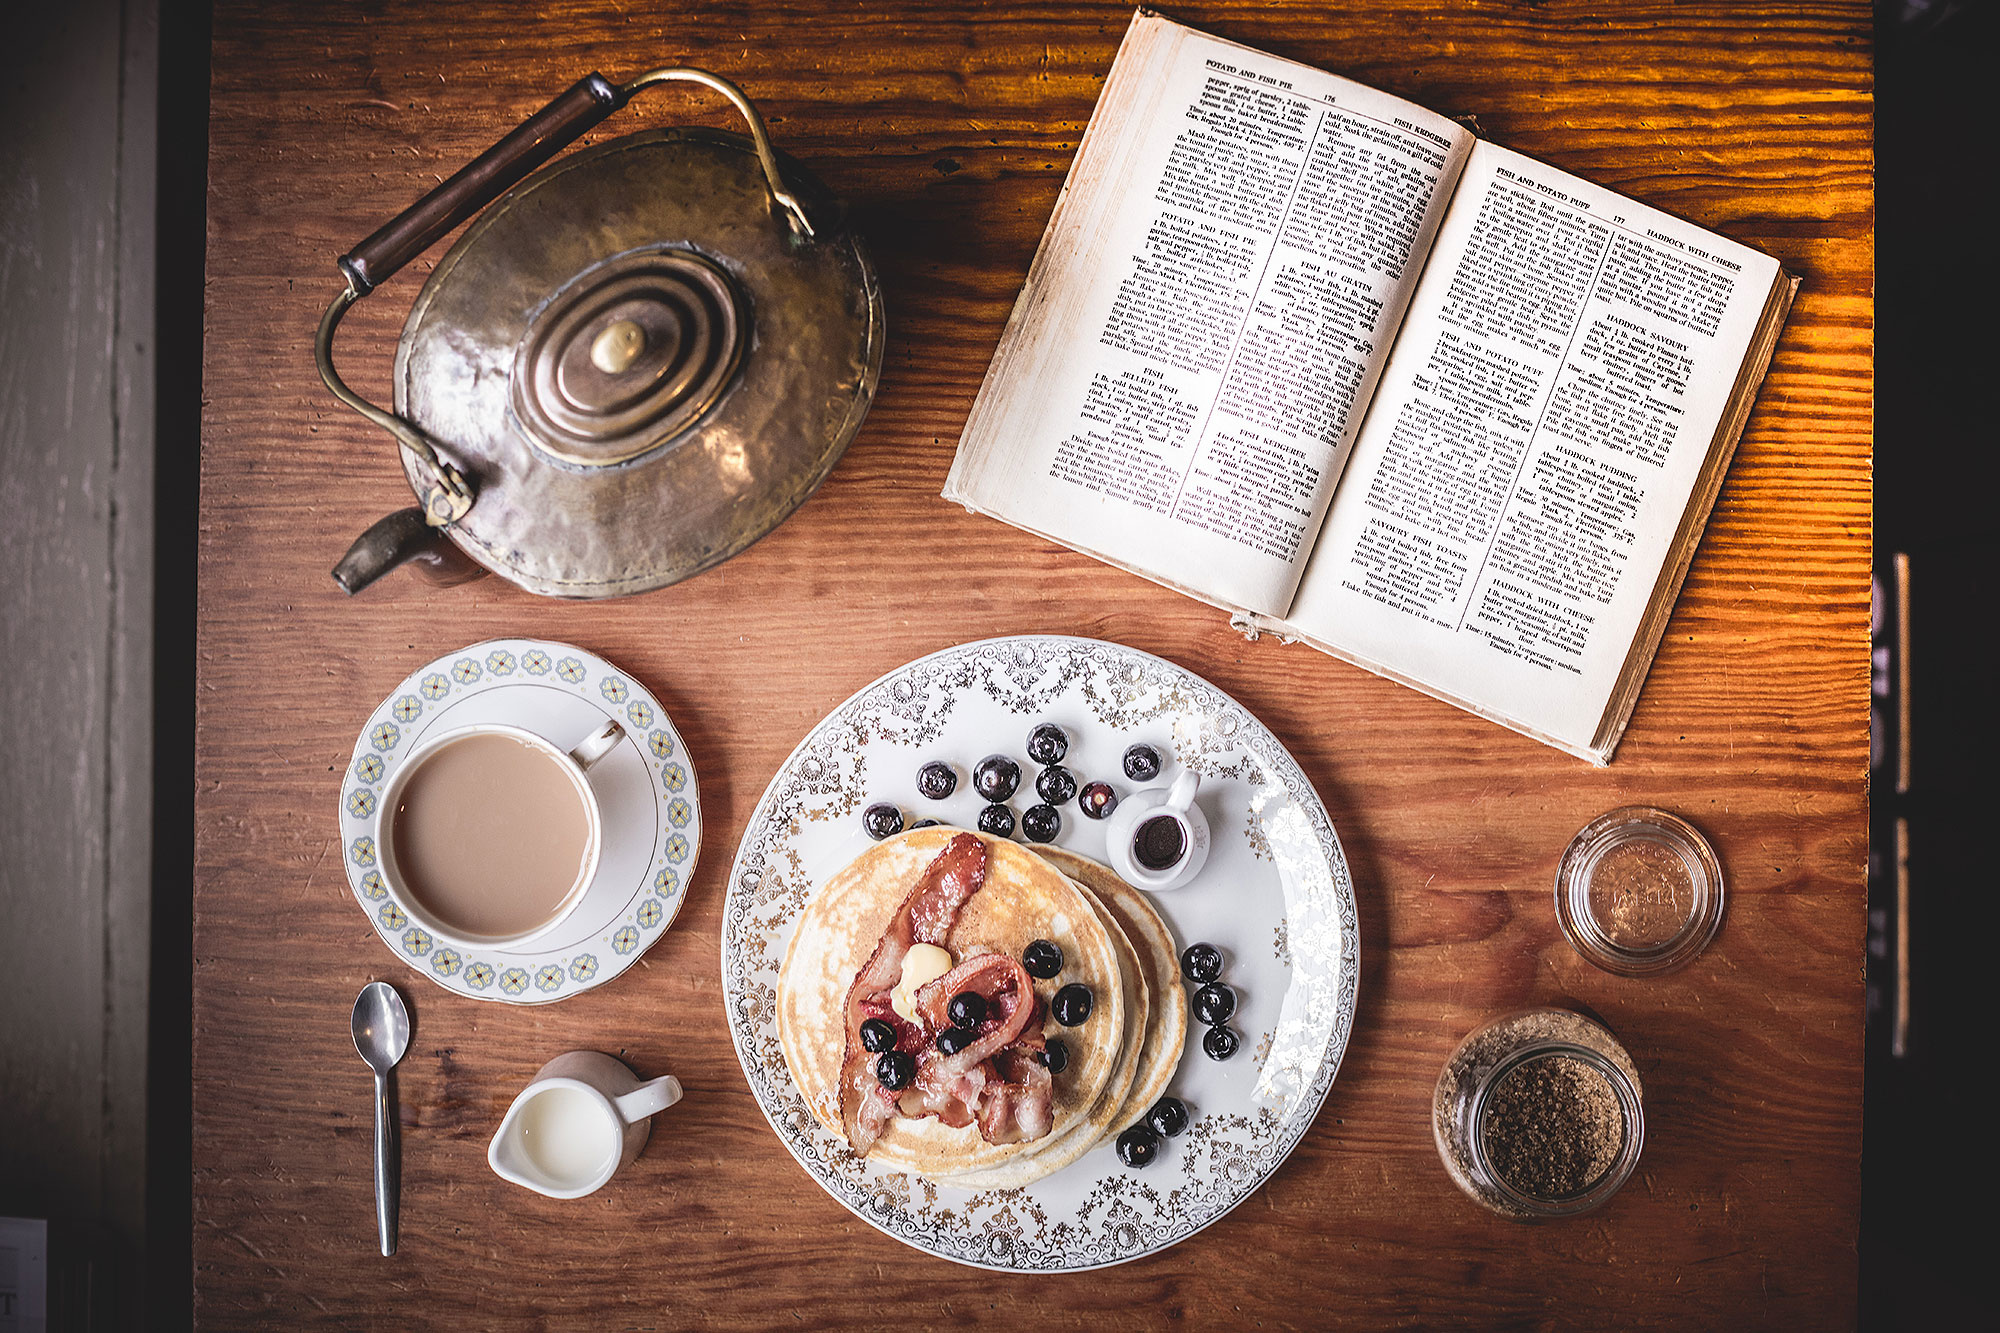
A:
488,1051,683,1199
1102,768,1211,891
375,720,623,949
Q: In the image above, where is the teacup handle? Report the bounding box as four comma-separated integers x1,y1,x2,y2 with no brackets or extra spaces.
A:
614,1075,683,1124
1162,768,1200,814
569,720,624,771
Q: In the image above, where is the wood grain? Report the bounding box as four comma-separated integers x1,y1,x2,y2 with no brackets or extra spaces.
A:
195,2,1870,1327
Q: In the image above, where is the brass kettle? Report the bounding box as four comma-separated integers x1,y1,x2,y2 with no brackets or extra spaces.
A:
317,68,884,598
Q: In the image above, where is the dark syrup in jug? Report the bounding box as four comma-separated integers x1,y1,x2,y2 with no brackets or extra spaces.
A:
1135,815,1187,871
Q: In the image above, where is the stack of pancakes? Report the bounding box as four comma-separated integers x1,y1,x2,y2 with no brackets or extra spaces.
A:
779,827,1187,1188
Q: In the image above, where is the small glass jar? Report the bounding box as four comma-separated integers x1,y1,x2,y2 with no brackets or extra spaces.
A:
1554,806,1724,976
1433,1007,1645,1220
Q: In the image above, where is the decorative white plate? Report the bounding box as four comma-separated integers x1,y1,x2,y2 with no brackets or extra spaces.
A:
338,638,699,1004
722,636,1358,1270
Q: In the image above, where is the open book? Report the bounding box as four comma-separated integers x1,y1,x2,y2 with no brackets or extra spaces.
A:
945,10,1796,764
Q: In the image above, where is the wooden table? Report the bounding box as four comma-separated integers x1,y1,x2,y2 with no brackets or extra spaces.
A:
195,2,1871,1326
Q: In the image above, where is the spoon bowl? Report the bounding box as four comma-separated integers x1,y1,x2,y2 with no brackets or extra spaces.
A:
352,980,411,1072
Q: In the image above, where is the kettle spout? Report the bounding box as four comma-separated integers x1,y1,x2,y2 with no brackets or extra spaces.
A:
333,508,486,594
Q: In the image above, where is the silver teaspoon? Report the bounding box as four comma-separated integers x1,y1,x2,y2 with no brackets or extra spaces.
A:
351,981,411,1256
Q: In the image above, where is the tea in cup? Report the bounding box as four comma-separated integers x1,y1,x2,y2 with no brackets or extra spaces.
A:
488,1051,682,1199
376,720,622,948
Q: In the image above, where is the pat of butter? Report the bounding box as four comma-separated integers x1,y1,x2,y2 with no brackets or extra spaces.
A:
891,943,954,1023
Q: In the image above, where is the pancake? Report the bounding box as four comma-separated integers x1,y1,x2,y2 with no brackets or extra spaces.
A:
942,848,1187,1190
778,827,1131,1178
931,866,1147,1187
1041,848,1188,1137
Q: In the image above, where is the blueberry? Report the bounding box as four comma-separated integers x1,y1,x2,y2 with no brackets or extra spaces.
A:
1192,982,1236,1026
1035,765,1078,805
1122,743,1162,782
976,803,1015,838
947,991,987,1029
862,802,904,839
1051,983,1094,1026
916,761,957,801
859,1018,896,1053
972,754,1021,802
876,1049,915,1089
1202,1025,1240,1061
1039,1038,1069,1074
1145,1096,1189,1137
1022,803,1061,843
935,1026,976,1055
1022,939,1063,979
1116,1125,1160,1167
1026,723,1069,765
909,818,941,830
1180,942,1223,984
1078,781,1119,819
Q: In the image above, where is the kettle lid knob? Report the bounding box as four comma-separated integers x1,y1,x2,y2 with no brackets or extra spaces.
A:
589,319,646,375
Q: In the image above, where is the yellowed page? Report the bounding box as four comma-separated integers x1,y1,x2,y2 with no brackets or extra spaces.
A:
1281,141,1784,755
944,10,1474,617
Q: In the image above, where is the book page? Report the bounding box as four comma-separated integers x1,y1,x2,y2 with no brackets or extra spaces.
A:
944,11,1474,617
1281,141,1784,754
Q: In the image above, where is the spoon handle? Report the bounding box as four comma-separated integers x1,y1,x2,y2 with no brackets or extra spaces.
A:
374,1067,399,1256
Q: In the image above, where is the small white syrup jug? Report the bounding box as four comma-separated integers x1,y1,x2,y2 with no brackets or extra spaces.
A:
1102,768,1211,892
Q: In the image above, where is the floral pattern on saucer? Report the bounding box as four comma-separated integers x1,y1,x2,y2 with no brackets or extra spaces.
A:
721,636,1358,1271
339,638,699,1005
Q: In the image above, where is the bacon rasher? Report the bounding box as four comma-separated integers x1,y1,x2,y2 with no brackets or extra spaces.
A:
837,834,987,1152
835,835,1057,1156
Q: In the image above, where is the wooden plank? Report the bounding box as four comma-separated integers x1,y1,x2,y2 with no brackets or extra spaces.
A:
0,8,155,1324
194,1,1869,1327
0,0,153,1276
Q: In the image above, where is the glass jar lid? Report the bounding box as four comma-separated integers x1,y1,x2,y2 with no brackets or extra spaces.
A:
1554,806,1724,976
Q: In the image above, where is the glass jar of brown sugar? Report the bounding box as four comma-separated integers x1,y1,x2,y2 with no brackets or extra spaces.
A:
1433,1007,1645,1220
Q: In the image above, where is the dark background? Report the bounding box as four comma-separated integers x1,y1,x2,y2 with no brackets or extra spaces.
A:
0,0,1982,1326
1865,0,1985,1326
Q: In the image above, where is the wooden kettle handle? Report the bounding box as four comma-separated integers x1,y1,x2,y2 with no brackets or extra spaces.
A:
337,73,626,296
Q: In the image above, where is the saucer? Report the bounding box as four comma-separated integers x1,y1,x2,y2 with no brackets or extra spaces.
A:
338,639,699,1004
